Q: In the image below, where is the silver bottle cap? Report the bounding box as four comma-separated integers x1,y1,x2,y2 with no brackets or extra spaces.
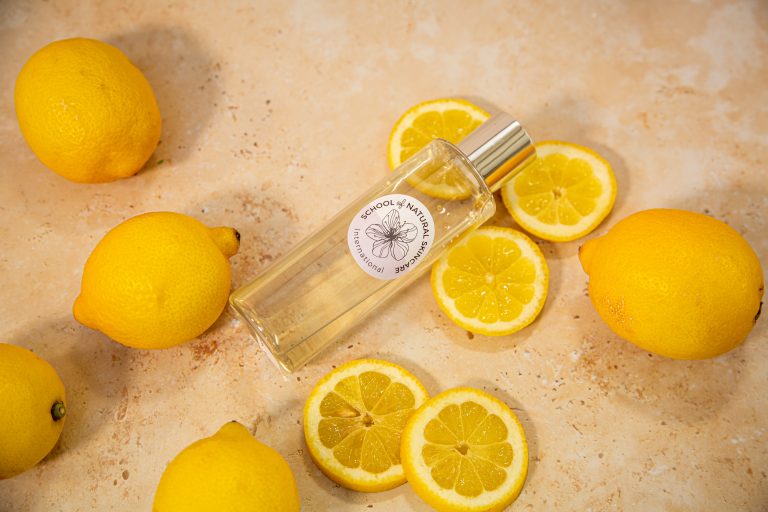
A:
456,112,535,192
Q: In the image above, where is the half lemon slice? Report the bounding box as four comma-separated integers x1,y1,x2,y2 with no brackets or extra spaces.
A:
431,227,549,336
501,140,617,242
303,359,428,492
388,98,489,199
402,387,528,512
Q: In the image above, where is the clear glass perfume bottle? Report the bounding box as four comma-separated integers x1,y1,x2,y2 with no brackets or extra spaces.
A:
230,112,535,373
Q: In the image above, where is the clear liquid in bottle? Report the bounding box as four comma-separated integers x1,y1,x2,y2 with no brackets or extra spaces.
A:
229,113,534,372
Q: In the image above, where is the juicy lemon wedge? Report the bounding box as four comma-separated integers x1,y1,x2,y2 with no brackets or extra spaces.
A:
388,98,489,199
402,387,528,512
431,227,549,336
501,140,617,242
303,359,429,492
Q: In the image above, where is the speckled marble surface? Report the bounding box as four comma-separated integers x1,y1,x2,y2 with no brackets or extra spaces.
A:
1,1,767,510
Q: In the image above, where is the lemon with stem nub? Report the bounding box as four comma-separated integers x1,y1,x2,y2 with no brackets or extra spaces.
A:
74,212,240,349
153,421,300,512
0,343,67,479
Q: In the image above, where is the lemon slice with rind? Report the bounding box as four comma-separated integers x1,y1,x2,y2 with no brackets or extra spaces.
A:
303,359,429,492
388,98,489,199
431,226,549,336
402,387,528,512
501,140,617,242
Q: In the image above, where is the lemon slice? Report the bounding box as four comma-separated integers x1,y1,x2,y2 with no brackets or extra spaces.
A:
303,358,429,492
402,387,528,512
431,227,548,336
388,98,489,199
501,140,617,242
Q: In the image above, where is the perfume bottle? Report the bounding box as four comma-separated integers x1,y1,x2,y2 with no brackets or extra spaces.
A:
230,112,535,373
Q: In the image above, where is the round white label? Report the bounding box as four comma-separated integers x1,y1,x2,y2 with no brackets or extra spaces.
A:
347,194,435,280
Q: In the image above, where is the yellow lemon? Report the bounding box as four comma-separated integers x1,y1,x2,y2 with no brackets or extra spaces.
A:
388,98,489,199
73,212,239,349
303,359,429,492
0,343,67,479
431,227,549,336
153,421,300,512
401,387,528,512
14,37,161,183
501,141,617,241
579,208,764,359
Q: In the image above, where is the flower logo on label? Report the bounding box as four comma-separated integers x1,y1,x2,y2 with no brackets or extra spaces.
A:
365,209,417,261
348,193,434,280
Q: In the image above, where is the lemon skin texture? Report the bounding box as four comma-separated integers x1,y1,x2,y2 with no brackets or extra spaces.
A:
14,37,161,183
580,209,764,359
153,422,300,512
0,343,67,479
73,212,239,349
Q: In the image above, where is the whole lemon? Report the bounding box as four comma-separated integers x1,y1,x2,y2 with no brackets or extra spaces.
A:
14,37,161,183
579,209,763,359
153,421,300,512
73,212,240,349
0,343,67,479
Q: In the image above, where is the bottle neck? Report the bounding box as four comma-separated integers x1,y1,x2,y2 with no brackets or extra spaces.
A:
456,113,536,192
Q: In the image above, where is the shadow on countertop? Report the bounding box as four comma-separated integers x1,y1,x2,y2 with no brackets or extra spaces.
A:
107,24,220,177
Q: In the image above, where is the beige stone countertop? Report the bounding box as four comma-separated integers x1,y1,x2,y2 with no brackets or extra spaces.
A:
1,1,767,510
